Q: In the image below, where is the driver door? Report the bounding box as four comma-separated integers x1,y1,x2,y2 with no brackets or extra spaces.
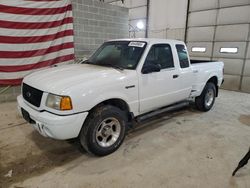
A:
139,43,182,114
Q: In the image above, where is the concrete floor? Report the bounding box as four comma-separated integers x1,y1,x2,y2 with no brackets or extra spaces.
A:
0,90,250,188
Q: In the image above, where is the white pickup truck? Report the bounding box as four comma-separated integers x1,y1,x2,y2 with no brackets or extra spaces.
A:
18,38,224,156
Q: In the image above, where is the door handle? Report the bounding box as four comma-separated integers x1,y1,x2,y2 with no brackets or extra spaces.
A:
173,74,179,79
193,70,198,73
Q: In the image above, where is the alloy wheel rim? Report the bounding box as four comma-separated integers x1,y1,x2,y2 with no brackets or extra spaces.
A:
205,88,214,107
95,117,121,148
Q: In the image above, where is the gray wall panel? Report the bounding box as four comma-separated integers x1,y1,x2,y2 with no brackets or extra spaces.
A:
213,42,247,58
134,30,146,38
166,28,185,41
241,76,250,92
221,75,241,90
218,58,244,75
188,10,217,27
187,42,213,57
190,0,218,11
126,0,147,8
243,60,250,76
219,0,250,8
215,24,249,42
217,6,250,25
129,6,146,20
188,2,250,93
148,0,187,38
187,27,214,42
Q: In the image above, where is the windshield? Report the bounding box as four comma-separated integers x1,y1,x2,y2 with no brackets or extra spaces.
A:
86,41,147,70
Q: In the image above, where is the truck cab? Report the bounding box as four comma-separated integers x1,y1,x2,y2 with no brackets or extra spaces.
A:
137,40,195,113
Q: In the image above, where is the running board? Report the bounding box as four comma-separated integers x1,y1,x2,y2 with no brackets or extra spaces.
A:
135,101,189,123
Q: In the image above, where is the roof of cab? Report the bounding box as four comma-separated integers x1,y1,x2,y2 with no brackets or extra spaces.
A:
107,38,185,45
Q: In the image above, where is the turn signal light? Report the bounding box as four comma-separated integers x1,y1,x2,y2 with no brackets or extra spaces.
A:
60,96,73,110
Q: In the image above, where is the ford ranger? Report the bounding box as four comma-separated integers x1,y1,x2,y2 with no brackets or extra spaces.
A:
17,38,224,156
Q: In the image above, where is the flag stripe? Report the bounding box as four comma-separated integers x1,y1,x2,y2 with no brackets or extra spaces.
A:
0,17,73,29
0,60,73,80
1,1,69,9
0,42,74,58
0,4,72,15
0,23,73,37
0,70,42,79
27,0,64,1
0,29,74,44
0,54,75,72
1,36,73,52
0,10,72,23
0,48,74,66
0,78,23,85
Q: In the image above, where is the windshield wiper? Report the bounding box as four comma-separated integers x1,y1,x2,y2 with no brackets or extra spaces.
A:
82,60,93,64
83,60,124,70
96,63,124,71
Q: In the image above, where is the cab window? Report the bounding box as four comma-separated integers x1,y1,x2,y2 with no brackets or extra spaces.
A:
176,44,189,68
144,44,174,69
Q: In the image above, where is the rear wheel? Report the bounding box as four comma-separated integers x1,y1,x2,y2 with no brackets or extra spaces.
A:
195,82,216,112
79,105,127,156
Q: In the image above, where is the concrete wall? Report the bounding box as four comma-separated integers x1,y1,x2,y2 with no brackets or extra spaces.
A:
148,0,188,41
186,0,250,93
72,0,129,57
0,0,129,103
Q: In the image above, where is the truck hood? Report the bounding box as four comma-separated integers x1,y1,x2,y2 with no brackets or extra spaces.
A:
23,64,130,95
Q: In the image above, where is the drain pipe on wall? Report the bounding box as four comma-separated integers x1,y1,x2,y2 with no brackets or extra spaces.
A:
184,0,190,43
145,0,150,38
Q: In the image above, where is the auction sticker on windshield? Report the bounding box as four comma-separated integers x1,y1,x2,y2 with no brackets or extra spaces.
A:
128,42,145,48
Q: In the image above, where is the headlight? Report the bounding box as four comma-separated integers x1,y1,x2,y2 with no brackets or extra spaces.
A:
46,94,73,111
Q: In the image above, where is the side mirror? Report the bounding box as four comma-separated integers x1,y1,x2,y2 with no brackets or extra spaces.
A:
142,64,161,74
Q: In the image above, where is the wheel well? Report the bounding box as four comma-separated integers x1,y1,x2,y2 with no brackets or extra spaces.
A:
100,99,129,112
90,98,132,120
207,76,218,97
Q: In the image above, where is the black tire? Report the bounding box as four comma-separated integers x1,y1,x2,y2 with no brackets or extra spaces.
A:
79,105,127,156
195,82,216,112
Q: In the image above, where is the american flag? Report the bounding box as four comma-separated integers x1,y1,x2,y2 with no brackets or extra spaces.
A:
0,0,75,85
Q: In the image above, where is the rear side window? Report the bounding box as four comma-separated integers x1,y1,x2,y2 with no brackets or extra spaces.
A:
144,44,174,69
176,44,189,68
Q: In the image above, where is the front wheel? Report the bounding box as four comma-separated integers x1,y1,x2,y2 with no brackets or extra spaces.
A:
79,105,127,156
195,82,216,112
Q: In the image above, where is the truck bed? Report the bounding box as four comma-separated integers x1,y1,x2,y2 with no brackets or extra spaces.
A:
190,59,217,64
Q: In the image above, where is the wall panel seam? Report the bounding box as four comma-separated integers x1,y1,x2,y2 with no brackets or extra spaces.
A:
188,23,250,28
189,4,250,13
210,0,220,61
240,24,250,90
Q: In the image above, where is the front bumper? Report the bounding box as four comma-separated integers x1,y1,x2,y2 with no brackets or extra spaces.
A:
17,95,88,140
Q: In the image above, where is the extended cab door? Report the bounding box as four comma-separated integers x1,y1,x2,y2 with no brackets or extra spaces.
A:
138,43,187,114
173,44,194,100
